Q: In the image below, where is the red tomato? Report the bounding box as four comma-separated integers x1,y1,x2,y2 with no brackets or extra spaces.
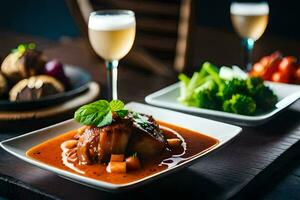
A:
278,56,297,78
272,72,289,83
252,62,265,74
260,55,271,66
262,58,281,81
293,67,300,84
269,51,282,61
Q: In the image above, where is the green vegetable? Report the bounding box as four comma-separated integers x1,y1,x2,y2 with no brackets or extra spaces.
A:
74,99,127,127
177,62,278,115
252,85,278,111
223,94,256,115
202,62,224,89
246,76,277,110
193,79,220,109
247,76,264,88
178,70,208,103
220,78,248,100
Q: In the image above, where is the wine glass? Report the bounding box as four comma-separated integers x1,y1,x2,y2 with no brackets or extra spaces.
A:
230,2,269,71
88,10,136,100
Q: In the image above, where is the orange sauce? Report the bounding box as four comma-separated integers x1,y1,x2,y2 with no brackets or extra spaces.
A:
26,122,219,184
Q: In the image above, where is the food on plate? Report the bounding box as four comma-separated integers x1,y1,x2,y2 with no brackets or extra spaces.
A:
178,62,278,115
125,153,141,170
0,44,71,102
44,59,71,89
1,44,46,82
26,99,219,184
9,75,65,101
250,51,300,84
0,73,8,96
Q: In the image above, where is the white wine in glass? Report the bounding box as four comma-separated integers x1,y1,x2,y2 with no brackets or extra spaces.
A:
88,10,136,100
230,2,269,70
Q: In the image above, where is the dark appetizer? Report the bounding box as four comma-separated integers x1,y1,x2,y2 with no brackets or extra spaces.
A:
27,100,218,184
0,44,70,101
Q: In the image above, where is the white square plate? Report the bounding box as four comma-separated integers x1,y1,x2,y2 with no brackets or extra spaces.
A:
0,102,242,192
145,82,300,126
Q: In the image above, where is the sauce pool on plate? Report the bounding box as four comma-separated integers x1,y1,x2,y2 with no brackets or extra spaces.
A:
26,121,219,184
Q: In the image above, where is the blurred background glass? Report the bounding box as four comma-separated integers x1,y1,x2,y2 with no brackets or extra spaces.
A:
230,2,269,71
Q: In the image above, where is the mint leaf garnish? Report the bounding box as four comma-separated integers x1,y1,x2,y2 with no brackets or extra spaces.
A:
109,100,125,111
116,110,128,118
74,99,127,127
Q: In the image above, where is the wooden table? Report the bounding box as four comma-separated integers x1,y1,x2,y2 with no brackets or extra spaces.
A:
0,31,300,200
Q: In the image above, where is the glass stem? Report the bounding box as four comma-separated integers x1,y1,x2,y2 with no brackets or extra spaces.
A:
243,38,254,71
105,60,119,100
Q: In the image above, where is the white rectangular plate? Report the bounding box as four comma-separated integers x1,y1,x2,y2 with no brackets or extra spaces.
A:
0,102,241,192
145,82,300,126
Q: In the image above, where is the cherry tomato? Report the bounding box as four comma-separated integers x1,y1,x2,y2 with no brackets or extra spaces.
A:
262,58,281,81
278,56,296,77
260,55,271,66
252,52,282,80
252,62,265,74
269,51,282,61
293,67,300,84
272,71,289,83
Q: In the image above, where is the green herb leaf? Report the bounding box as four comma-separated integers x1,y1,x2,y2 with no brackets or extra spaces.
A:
74,100,112,127
109,100,125,111
74,99,128,127
116,109,128,118
96,111,113,127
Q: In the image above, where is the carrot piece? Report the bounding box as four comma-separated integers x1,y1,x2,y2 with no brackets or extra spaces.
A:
107,162,126,173
167,138,182,148
126,154,141,170
110,154,125,162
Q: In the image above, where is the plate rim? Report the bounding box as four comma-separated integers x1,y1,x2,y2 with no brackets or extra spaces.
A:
145,82,300,123
0,102,242,192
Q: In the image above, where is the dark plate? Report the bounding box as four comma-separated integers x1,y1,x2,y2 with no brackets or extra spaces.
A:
0,65,91,111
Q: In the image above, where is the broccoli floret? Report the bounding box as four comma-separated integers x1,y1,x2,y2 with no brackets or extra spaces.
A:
193,79,220,109
246,77,277,110
202,62,248,100
253,85,278,111
246,76,264,96
247,76,264,88
220,78,248,100
223,94,256,115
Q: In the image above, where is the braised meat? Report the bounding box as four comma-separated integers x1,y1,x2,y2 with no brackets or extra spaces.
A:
127,112,165,157
75,112,166,165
